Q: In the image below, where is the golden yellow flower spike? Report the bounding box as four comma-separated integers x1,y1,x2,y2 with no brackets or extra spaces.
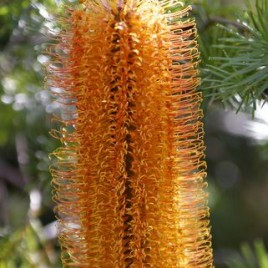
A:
48,0,213,267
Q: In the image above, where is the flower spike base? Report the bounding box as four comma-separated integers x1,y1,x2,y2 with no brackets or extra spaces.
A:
48,0,213,267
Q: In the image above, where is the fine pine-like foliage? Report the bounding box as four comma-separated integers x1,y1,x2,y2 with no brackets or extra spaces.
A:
203,0,268,112
47,0,213,266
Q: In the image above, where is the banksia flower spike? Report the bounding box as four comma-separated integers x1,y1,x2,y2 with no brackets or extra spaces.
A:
47,0,213,267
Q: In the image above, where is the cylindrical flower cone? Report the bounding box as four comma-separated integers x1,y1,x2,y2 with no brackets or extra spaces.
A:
47,0,213,267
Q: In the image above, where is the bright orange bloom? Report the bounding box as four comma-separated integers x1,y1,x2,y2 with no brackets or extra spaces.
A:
48,0,213,267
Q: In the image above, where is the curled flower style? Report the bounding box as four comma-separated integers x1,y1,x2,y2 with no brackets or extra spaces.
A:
47,0,213,267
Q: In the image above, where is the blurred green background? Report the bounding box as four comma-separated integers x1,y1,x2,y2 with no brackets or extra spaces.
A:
0,0,268,267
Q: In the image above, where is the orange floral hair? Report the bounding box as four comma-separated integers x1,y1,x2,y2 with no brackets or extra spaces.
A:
48,0,213,267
